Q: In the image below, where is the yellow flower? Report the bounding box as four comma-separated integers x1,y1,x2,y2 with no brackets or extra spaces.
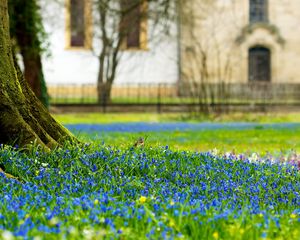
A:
290,213,297,219
94,199,99,205
213,232,219,239
170,200,175,206
139,196,147,204
169,218,175,227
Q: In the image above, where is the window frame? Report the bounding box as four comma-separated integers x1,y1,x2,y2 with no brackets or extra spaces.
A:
65,0,92,50
249,0,268,24
120,0,148,51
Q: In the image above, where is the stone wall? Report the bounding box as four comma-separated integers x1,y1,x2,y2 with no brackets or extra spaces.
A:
180,0,300,84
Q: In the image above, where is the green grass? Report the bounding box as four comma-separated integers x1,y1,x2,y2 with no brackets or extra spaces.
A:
53,112,300,124
53,112,300,155
74,127,300,156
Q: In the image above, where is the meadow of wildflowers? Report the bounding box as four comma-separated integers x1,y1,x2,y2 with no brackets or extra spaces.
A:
65,122,300,133
68,123,300,154
0,123,300,239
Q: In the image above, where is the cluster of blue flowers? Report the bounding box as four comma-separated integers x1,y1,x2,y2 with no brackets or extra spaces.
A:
0,143,300,239
65,122,300,133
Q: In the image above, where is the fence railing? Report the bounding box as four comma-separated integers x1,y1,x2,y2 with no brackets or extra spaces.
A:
48,83,179,104
48,82,300,105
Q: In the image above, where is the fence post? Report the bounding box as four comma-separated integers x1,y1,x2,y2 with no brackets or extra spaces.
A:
81,84,84,104
157,83,161,113
138,83,141,103
101,84,107,113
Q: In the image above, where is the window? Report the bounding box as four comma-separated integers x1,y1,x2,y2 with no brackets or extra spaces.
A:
66,0,92,49
248,46,271,82
120,0,148,50
70,0,85,46
249,0,268,23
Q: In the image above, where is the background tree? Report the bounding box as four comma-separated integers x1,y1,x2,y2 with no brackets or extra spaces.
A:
179,0,238,113
8,0,49,107
92,0,177,104
0,0,75,149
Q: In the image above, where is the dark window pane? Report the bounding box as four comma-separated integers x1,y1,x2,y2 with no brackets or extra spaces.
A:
249,47,271,82
70,0,85,47
120,0,141,48
127,5,141,47
250,0,268,23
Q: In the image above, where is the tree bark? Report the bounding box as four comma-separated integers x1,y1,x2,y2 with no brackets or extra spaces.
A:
21,48,47,107
15,21,49,107
0,0,76,149
8,0,49,107
97,82,112,105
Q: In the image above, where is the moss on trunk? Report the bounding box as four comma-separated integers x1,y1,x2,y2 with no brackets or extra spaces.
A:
8,0,49,107
0,0,77,150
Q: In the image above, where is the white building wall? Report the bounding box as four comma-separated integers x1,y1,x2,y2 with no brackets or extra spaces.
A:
41,1,178,86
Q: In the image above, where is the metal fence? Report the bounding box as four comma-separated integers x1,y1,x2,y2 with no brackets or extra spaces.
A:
48,83,179,104
48,82,300,112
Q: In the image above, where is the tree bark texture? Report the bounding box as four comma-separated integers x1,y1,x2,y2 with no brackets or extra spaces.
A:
20,47,47,107
9,0,49,107
0,0,76,149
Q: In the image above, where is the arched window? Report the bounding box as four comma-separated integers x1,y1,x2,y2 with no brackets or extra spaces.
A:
248,47,271,82
249,0,268,23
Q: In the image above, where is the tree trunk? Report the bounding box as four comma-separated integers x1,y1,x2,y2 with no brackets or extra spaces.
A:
8,0,49,107
97,82,112,105
0,0,76,149
21,49,48,108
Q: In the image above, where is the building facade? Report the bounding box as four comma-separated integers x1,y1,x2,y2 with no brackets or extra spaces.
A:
41,0,300,95
180,0,300,85
41,0,179,87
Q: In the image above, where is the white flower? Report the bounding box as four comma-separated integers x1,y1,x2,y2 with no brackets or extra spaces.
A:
83,228,95,240
211,148,219,157
249,153,258,162
1,231,14,240
49,217,59,226
225,152,231,158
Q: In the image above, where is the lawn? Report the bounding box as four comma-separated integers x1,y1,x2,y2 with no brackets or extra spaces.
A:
60,116,300,156
53,112,300,124
0,113,300,239
68,126,299,155
55,112,300,154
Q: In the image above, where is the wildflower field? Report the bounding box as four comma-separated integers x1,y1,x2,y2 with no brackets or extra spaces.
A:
1,119,300,239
